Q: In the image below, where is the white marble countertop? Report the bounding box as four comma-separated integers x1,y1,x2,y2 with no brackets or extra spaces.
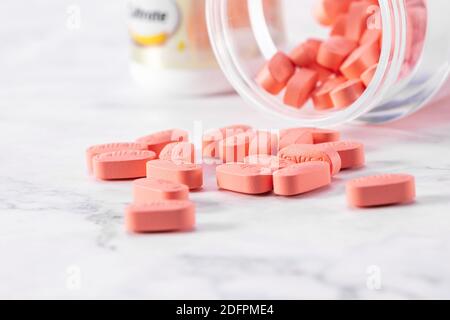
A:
1,1,450,300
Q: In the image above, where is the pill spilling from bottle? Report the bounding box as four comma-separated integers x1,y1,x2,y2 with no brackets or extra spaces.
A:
256,0,382,110
86,124,417,234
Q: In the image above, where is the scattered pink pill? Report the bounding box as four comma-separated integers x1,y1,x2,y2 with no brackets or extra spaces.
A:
216,163,273,195
159,142,195,163
93,150,157,180
273,161,331,196
346,174,416,208
278,144,342,176
136,129,189,156
86,142,147,174
125,200,196,233
318,141,365,169
133,177,189,203
146,159,203,190
309,128,341,144
279,128,314,150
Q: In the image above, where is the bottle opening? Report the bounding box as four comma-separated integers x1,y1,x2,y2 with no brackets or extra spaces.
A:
207,0,448,126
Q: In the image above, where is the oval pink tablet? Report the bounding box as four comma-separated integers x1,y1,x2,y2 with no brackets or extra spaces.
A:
146,160,203,190
86,142,147,174
93,150,157,180
317,141,365,169
273,161,331,196
159,142,195,163
216,163,273,195
125,200,195,233
133,177,189,203
346,174,416,208
278,144,341,176
136,129,189,156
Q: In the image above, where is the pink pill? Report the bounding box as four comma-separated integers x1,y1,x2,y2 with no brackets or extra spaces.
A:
136,129,189,156
361,64,378,87
248,131,279,156
146,160,203,190
317,36,357,72
125,200,195,233
244,154,295,172
255,65,286,95
86,142,147,174
283,68,319,108
346,174,416,208
346,1,374,42
218,132,254,163
317,141,365,169
340,41,380,80
216,163,273,195
133,177,189,203
268,52,296,85
202,125,252,158
330,79,366,109
93,150,157,180
330,14,348,37
273,162,331,196
278,128,314,150
278,144,342,176
309,128,341,144
159,142,195,163
289,39,322,67
312,77,347,110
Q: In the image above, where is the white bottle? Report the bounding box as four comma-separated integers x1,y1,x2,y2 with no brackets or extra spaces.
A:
128,0,231,96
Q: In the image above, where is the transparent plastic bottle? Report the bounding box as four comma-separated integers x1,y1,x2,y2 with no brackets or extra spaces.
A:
206,0,450,126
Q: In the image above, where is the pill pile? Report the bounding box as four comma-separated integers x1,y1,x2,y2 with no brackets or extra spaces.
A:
256,0,382,110
86,125,416,234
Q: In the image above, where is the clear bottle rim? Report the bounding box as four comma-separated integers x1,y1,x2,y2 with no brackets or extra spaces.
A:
206,0,450,127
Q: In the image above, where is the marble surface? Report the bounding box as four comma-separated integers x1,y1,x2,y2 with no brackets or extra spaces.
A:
1,0,450,300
